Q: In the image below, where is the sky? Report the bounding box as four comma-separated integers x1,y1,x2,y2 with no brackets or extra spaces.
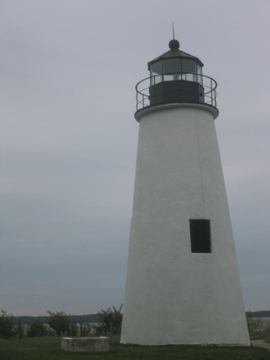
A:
1,0,269,317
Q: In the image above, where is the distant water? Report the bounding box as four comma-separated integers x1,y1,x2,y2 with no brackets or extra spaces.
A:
249,317,270,331
23,322,98,336
21,319,270,335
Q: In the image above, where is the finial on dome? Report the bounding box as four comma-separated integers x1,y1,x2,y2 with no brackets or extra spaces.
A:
169,23,179,50
169,39,180,50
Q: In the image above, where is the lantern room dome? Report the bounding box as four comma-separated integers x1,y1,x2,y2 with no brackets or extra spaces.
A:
148,39,204,70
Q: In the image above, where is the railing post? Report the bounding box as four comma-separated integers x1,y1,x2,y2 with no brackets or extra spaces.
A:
212,79,214,106
210,79,212,106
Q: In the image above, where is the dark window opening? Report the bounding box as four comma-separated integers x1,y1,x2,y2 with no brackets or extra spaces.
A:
190,219,211,253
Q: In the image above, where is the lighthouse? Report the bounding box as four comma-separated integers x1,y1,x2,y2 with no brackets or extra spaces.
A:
120,38,250,346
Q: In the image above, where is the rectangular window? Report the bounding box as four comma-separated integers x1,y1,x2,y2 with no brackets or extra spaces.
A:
190,219,211,253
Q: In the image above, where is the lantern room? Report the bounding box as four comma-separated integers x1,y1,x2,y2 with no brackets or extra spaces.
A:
135,39,218,112
148,39,203,85
148,39,204,105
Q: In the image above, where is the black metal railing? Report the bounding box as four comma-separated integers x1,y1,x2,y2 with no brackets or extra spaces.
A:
135,73,218,111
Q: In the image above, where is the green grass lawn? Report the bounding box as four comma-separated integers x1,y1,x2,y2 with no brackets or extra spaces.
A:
0,335,269,360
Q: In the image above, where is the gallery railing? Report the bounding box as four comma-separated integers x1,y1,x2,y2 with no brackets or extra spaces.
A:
136,73,218,111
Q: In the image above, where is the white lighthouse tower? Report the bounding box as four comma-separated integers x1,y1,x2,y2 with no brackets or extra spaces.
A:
120,38,250,346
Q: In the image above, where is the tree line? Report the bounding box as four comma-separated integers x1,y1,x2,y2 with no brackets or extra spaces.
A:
245,310,270,318
0,304,123,339
11,314,99,325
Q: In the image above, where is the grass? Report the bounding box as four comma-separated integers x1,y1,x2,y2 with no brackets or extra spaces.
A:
249,330,270,341
0,335,270,360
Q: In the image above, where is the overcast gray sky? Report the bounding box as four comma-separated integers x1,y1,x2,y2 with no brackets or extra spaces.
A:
1,0,269,317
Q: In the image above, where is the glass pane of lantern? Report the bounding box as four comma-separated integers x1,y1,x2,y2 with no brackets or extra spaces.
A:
151,61,162,75
182,59,196,74
163,58,181,75
164,74,174,81
150,61,163,85
197,65,203,85
151,74,162,85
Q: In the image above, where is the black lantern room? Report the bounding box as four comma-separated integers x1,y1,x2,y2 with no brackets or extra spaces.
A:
135,39,217,112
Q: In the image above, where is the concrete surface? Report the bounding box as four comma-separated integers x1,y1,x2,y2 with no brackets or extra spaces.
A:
61,337,109,352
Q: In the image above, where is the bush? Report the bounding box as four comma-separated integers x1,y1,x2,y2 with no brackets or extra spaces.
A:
27,318,47,337
264,318,270,331
69,320,78,337
44,326,57,337
46,311,71,337
94,304,123,336
15,318,25,340
246,312,270,335
0,311,16,339
79,317,91,336
83,323,92,336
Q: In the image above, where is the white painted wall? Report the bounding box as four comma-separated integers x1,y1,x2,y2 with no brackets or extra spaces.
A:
120,104,250,346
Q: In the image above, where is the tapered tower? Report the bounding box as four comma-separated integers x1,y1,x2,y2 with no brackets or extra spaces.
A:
120,39,250,346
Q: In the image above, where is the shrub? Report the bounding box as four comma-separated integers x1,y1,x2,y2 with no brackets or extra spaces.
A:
27,318,47,337
68,320,78,337
46,311,71,337
0,310,16,339
264,318,270,330
246,311,267,333
15,318,25,340
79,317,91,336
44,325,57,337
94,304,123,335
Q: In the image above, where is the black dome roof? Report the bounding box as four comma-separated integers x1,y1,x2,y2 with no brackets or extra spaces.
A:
148,39,204,70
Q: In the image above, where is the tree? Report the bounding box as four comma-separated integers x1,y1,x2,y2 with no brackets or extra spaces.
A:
69,320,78,337
27,318,47,337
246,311,253,333
79,317,83,336
16,319,24,340
46,311,71,337
246,311,264,333
94,304,123,335
79,317,91,336
0,311,15,339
